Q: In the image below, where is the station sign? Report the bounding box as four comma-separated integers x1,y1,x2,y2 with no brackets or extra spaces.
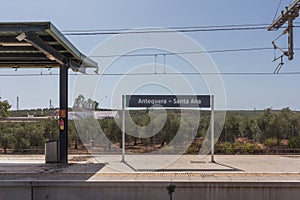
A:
126,95,210,108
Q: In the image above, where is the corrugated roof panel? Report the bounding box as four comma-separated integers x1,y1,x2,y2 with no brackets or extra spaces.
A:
0,22,98,72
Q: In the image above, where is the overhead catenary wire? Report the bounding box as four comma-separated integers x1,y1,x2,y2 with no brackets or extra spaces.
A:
0,22,300,76
273,32,285,42
62,27,269,35
62,23,271,32
62,22,299,75
62,23,270,33
90,47,300,58
90,47,274,58
1,71,300,77
62,23,300,36
1,46,299,76
273,0,283,22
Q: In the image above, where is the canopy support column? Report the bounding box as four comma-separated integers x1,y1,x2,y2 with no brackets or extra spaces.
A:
59,64,68,164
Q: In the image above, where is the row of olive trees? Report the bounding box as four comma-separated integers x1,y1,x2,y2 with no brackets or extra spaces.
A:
0,118,85,153
1,95,300,153
74,109,205,150
219,108,300,146
93,108,300,149
0,120,59,153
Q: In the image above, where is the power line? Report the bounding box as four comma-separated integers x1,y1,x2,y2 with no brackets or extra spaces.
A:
0,44,298,77
62,22,300,33
62,23,300,36
89,47,277,58
91,47,299,58
0,46,298,76
63,27,268,36
84,72,300,76
273,0,283,22
62,23,270,33
1,71,300,77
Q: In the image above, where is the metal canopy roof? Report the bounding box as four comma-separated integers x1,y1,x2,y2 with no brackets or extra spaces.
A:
0,22,98,73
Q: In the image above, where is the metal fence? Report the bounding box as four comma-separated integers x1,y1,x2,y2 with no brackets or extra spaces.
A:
1,147,300,155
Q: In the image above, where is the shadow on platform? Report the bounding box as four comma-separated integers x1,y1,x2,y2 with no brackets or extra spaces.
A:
0,162,105,180
123,160,242,172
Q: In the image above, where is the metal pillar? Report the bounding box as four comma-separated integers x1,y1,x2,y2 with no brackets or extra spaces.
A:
59,64,68,163
288,19,294,60
210,95,215,163
121,95,126,162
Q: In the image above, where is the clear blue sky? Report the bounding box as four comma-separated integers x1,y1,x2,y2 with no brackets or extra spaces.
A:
0,0,299,110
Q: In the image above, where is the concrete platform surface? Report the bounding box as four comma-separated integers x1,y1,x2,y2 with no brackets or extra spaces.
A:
1,154,300,200
0,154,299,181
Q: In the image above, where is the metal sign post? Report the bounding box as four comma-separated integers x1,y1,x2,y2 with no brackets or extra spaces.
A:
122,95,126,162
211,95,215,163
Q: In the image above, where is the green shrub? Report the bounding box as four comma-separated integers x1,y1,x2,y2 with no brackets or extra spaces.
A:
264,138,277,147
288,137,300,148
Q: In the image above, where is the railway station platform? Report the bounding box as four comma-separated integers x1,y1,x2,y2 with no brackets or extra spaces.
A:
0,154,299,200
